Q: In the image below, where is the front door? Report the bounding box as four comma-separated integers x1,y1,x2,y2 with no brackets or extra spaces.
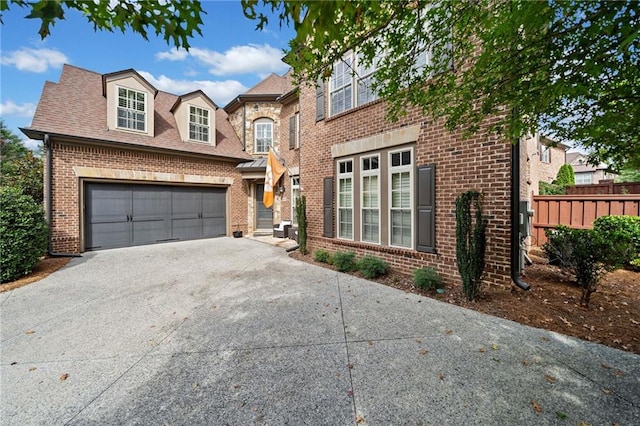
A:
255,183,273,230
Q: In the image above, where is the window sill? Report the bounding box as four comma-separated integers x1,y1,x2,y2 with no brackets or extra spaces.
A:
325,98,384,123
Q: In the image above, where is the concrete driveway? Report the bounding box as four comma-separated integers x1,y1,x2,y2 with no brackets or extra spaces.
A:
1,238,639,425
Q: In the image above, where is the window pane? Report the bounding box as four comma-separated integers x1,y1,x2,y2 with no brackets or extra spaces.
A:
391,152,400,167
402,150,411,165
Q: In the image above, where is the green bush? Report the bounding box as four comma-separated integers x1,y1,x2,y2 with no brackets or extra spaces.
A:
332,251,357,272
554,164,575,187
413,267,443,291
357,255,389,279
313,249,332,264
539,181,566,195
593,215,640,267
1,187,48,283
543,225,628,307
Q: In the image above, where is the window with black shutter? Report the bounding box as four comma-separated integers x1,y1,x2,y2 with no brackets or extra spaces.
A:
323,177,334,237
316,76,325,122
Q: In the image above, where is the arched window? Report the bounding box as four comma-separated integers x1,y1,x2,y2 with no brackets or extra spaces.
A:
254,118,273,153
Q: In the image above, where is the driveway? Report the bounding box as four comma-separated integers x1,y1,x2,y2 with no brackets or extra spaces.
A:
1,238,639,425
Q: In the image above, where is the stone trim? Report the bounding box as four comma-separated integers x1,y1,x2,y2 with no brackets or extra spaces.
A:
73,166,233,185
330,124,421,158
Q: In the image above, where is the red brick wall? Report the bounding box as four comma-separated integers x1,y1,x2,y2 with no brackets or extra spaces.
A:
298,86,513,288
279,99,301,222
48,140,249,253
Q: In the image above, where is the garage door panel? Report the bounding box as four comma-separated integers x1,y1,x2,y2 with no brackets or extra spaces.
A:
203,217,226,238
86,222,131,250
172,218,203,240
85,183,227,251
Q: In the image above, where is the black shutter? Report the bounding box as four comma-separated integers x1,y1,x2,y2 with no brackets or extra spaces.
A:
289,116,296,150
316,76,325,122
323,177,334,237
416,164,436,253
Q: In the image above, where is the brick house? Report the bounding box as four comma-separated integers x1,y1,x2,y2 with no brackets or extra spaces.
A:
224,72,301,233
297,55,525,288
566,152,617,185
520,134,568,200
21,64,253,253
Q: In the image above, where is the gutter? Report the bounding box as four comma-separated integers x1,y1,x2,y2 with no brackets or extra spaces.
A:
44,134,81,258
510,139,530,291
242,103,246,151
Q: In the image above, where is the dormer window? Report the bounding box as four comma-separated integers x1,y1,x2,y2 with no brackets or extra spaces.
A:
117,87,146,131
189,106,210,142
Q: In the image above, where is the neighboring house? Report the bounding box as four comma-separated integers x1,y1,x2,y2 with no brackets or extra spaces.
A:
296,53,520,288
566,152,617,185
21,64,252,253
224,72,300,233
519,134,568,200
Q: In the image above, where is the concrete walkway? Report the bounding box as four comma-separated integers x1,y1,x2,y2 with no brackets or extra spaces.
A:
1,238,638,425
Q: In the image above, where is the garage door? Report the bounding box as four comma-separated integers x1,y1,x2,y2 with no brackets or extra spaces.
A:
85,183,226,251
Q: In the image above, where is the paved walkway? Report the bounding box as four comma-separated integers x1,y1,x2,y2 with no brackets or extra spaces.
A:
1,238,638,425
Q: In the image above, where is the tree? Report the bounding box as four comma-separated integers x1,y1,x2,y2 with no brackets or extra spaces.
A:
615,167,640,183
0,0,205,49
1,120,44,203
243,0,640,169
553,164,575,187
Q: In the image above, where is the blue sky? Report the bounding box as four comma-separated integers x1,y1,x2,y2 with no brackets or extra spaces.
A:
0,1,295,149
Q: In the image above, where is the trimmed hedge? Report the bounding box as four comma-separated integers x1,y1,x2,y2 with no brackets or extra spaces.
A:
357,255,389,279
593,215,640,267
1,187,48,283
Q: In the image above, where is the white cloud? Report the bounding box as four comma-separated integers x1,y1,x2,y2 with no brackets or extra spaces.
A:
0,101,36,117
23,138,42,151
1,48,68,73
138,71,248,106
155,44,288,76
155,48,188,61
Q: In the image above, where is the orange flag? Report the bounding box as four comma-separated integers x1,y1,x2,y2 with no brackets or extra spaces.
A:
263,148,286,208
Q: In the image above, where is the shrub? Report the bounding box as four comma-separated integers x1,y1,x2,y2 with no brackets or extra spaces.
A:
539,181,566,195
357,255,389,279
295,196,308,255
332,251,357,272
543,225,628,307
0,186,48,283
413,267,443,291
593,215,640,267
455,191,487,301
554,164,575,187
313,249,332,264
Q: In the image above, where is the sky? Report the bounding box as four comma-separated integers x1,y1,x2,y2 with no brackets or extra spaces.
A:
0,1,295,150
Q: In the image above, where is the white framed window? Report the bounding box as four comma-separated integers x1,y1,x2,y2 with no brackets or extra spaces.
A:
189,106,210,142
337,159,354,240
330,53,382,116
254,118,273,153
356,53,380,107
291,176,300,225
540,144,550,163
361,155,380,244
117,87,146,131
575,173,593,185
389,148,413,248
330,56,353,116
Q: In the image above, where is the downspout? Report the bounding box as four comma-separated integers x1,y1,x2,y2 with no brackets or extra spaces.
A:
44,134,81,258
242,103,246,151
510,138,529,290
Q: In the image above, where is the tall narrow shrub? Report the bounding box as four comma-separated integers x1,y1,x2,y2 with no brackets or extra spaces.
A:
295,195,308,254
455,191,487,301
554,164,575,186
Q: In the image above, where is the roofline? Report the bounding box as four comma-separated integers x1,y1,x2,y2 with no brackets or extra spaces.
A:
20,128,250,163
277,88,299,105
170,90,219,113
223,93,283,113
102,69,159,98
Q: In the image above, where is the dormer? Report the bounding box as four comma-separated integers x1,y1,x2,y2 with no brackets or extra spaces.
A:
171,91,218,145
103,69,157,137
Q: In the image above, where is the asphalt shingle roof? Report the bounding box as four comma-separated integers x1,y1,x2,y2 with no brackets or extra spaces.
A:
23,64,251,161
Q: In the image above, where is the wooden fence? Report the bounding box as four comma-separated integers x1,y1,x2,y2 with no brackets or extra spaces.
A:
566,181,640,195
531,194,640,246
